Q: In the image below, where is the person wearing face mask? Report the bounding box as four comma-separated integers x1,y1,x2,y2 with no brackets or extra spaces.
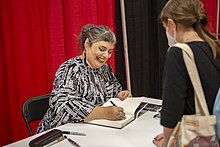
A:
36,24,132,133
165,26,177,47
153,0,220,146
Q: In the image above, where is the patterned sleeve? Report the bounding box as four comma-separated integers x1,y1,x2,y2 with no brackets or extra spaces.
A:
49,60,94,126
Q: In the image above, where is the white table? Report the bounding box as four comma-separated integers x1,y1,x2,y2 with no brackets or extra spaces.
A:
4,97,163,147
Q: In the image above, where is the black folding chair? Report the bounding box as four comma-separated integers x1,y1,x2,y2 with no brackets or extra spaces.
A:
22,93,50,135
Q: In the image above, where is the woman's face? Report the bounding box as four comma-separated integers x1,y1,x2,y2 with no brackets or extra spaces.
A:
85,41,114,69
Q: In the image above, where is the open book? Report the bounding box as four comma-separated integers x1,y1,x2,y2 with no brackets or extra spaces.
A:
86,97,149,129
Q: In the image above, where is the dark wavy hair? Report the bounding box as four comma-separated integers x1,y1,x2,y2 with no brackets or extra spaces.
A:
78,24,116,50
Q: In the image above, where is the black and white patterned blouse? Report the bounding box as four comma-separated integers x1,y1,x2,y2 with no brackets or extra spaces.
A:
37,56,122,133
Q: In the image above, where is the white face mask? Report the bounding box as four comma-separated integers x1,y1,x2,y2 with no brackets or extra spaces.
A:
166,31,177,47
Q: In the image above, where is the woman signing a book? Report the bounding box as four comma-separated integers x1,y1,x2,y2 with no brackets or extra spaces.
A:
37,24,131,133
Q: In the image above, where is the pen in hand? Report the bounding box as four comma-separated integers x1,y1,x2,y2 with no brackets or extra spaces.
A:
110,100,126,120
110,101,117,106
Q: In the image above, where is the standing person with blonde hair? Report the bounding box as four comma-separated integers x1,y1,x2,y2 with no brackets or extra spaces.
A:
153,0,220,146
37,24,131,133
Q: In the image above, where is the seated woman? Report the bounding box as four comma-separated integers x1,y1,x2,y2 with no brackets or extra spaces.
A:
37,24,131,133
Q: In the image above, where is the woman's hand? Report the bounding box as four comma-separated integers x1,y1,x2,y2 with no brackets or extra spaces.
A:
117,90,132,100
103,106,126,120
84,106,125,121
153,133,164,147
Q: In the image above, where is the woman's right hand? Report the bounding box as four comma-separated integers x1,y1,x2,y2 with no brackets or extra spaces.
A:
103,106,126,120
84,106,125,121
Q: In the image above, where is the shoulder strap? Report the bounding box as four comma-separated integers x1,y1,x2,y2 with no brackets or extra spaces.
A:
173,43,210,116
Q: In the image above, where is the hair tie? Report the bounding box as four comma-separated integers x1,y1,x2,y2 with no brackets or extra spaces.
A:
200,18,208,26
192,18,200,28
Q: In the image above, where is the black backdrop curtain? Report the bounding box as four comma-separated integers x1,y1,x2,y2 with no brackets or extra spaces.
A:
115,0,167,99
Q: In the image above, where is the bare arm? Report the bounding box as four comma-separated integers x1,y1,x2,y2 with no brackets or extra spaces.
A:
163,127,174,146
